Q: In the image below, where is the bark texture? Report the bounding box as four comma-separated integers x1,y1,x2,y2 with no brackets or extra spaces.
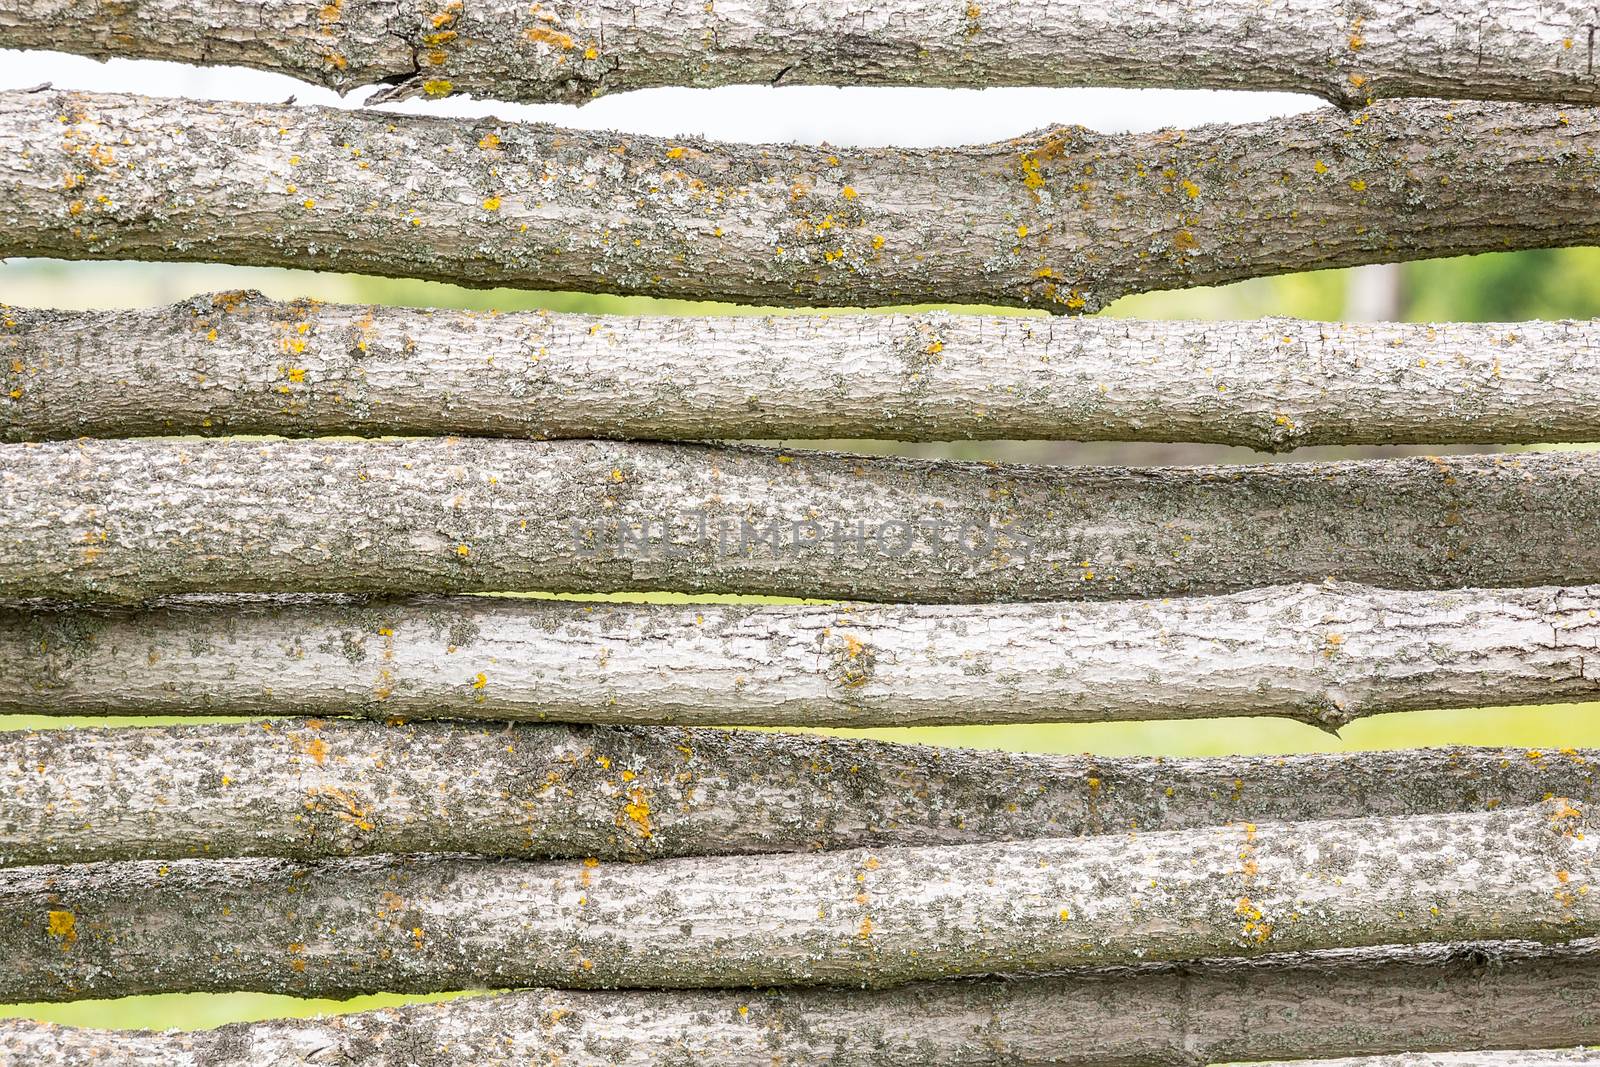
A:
6,723,1597,866
5,438,1600,604
3,941,1600,1066
1,0,1598,107
3,91,1600,311
1259,1053,1600,1066
0,800,1594,1000
8,584,1600,728
13,292,1600,449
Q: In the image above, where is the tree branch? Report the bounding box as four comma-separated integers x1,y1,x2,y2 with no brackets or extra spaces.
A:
11,292,1600,449
4,940,1600,1065
3,91,1599,311
0,0,1596,108
2,800,1594,1000
7,584,1600,727
6,720,1597,866
5,438,1600,603
1255,1053,1600,1066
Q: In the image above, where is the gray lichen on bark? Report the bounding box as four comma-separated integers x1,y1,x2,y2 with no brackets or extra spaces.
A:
5,438,1600,603
6,583,1600,727
2,91,1599,311
3,723,1595,867
10,292,1600,449
0,799,1593,1000
4,940,1600,1065
5,940,1600,1065
0,0,1597,108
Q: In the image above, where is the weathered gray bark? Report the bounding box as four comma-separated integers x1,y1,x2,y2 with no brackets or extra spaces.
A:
5,438,1600,604
13,292,1600,449
3,91,1600,312
4,941,1600,1066
2,800,1593,1000
8,584,1600,728
6,721,1596,866
1,0,1597,108
1259,1053,1600,1066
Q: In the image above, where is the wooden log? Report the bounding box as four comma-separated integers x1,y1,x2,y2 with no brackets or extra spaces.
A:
10,292,1600,449
3,91,1600,311
1255,1051,1600,1066
4,438,1600,603
5,722,1596,866
0,799,1593,1000
7,584,1600,727
1,0,1596,108
4,940,1600,1065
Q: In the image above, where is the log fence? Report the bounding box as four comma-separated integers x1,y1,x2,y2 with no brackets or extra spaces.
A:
3,1,1600,1063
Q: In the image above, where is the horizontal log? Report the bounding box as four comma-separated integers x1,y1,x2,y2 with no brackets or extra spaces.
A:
5,438,1600,603
5,940,1600,1066
2,800,1594,1000
2,91,1600,311
1,0,1596,108
6,720,1597,866
12,292,1600,449
7,584,1600,727
1260,1053,1600,1066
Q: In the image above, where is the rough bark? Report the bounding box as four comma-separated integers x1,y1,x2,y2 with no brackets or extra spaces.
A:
4,941,1600,1067
6,438,1600,604
2,0,1598,108
1258,1053,1600,1066
1,799,1594,1000
6,721,1597,866
3,91,1600,312
8,583,1600,728
13,293,1600,449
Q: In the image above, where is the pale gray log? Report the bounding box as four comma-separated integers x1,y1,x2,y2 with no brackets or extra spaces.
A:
1257,1051,1600,1066
11,292,1600,449
5,721,1596,866
4,438,1600,604
1,800,1594,1000
1,0,1597,107
3,92,1600,311
7,584,1600,727
3,941,1600,1066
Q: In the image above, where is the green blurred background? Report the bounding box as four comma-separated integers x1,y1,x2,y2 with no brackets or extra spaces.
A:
4,246,1600,1033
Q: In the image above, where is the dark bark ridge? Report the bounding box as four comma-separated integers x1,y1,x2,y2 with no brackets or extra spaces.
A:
5,438,1600,604
4,723,1595,867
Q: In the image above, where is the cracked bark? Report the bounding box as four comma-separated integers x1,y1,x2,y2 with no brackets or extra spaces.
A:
5,438,1600,604
13,292,1600,449
7,584,1600,728
4,942,1600,1066
3,91,1600,311
0,799,1593,1001
2,0,1599,107
5,723,1596,866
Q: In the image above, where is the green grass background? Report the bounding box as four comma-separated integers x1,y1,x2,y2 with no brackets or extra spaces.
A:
4,247,1600,1032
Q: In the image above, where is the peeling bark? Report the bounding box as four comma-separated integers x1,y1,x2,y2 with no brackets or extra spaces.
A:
5,721,1596,866
3,91,1600,311
7,584,1600,727
4,941,1600,1066
0,800,1594,1000
5,438,1600,604
1,0,1598,108
12,292,1600,449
